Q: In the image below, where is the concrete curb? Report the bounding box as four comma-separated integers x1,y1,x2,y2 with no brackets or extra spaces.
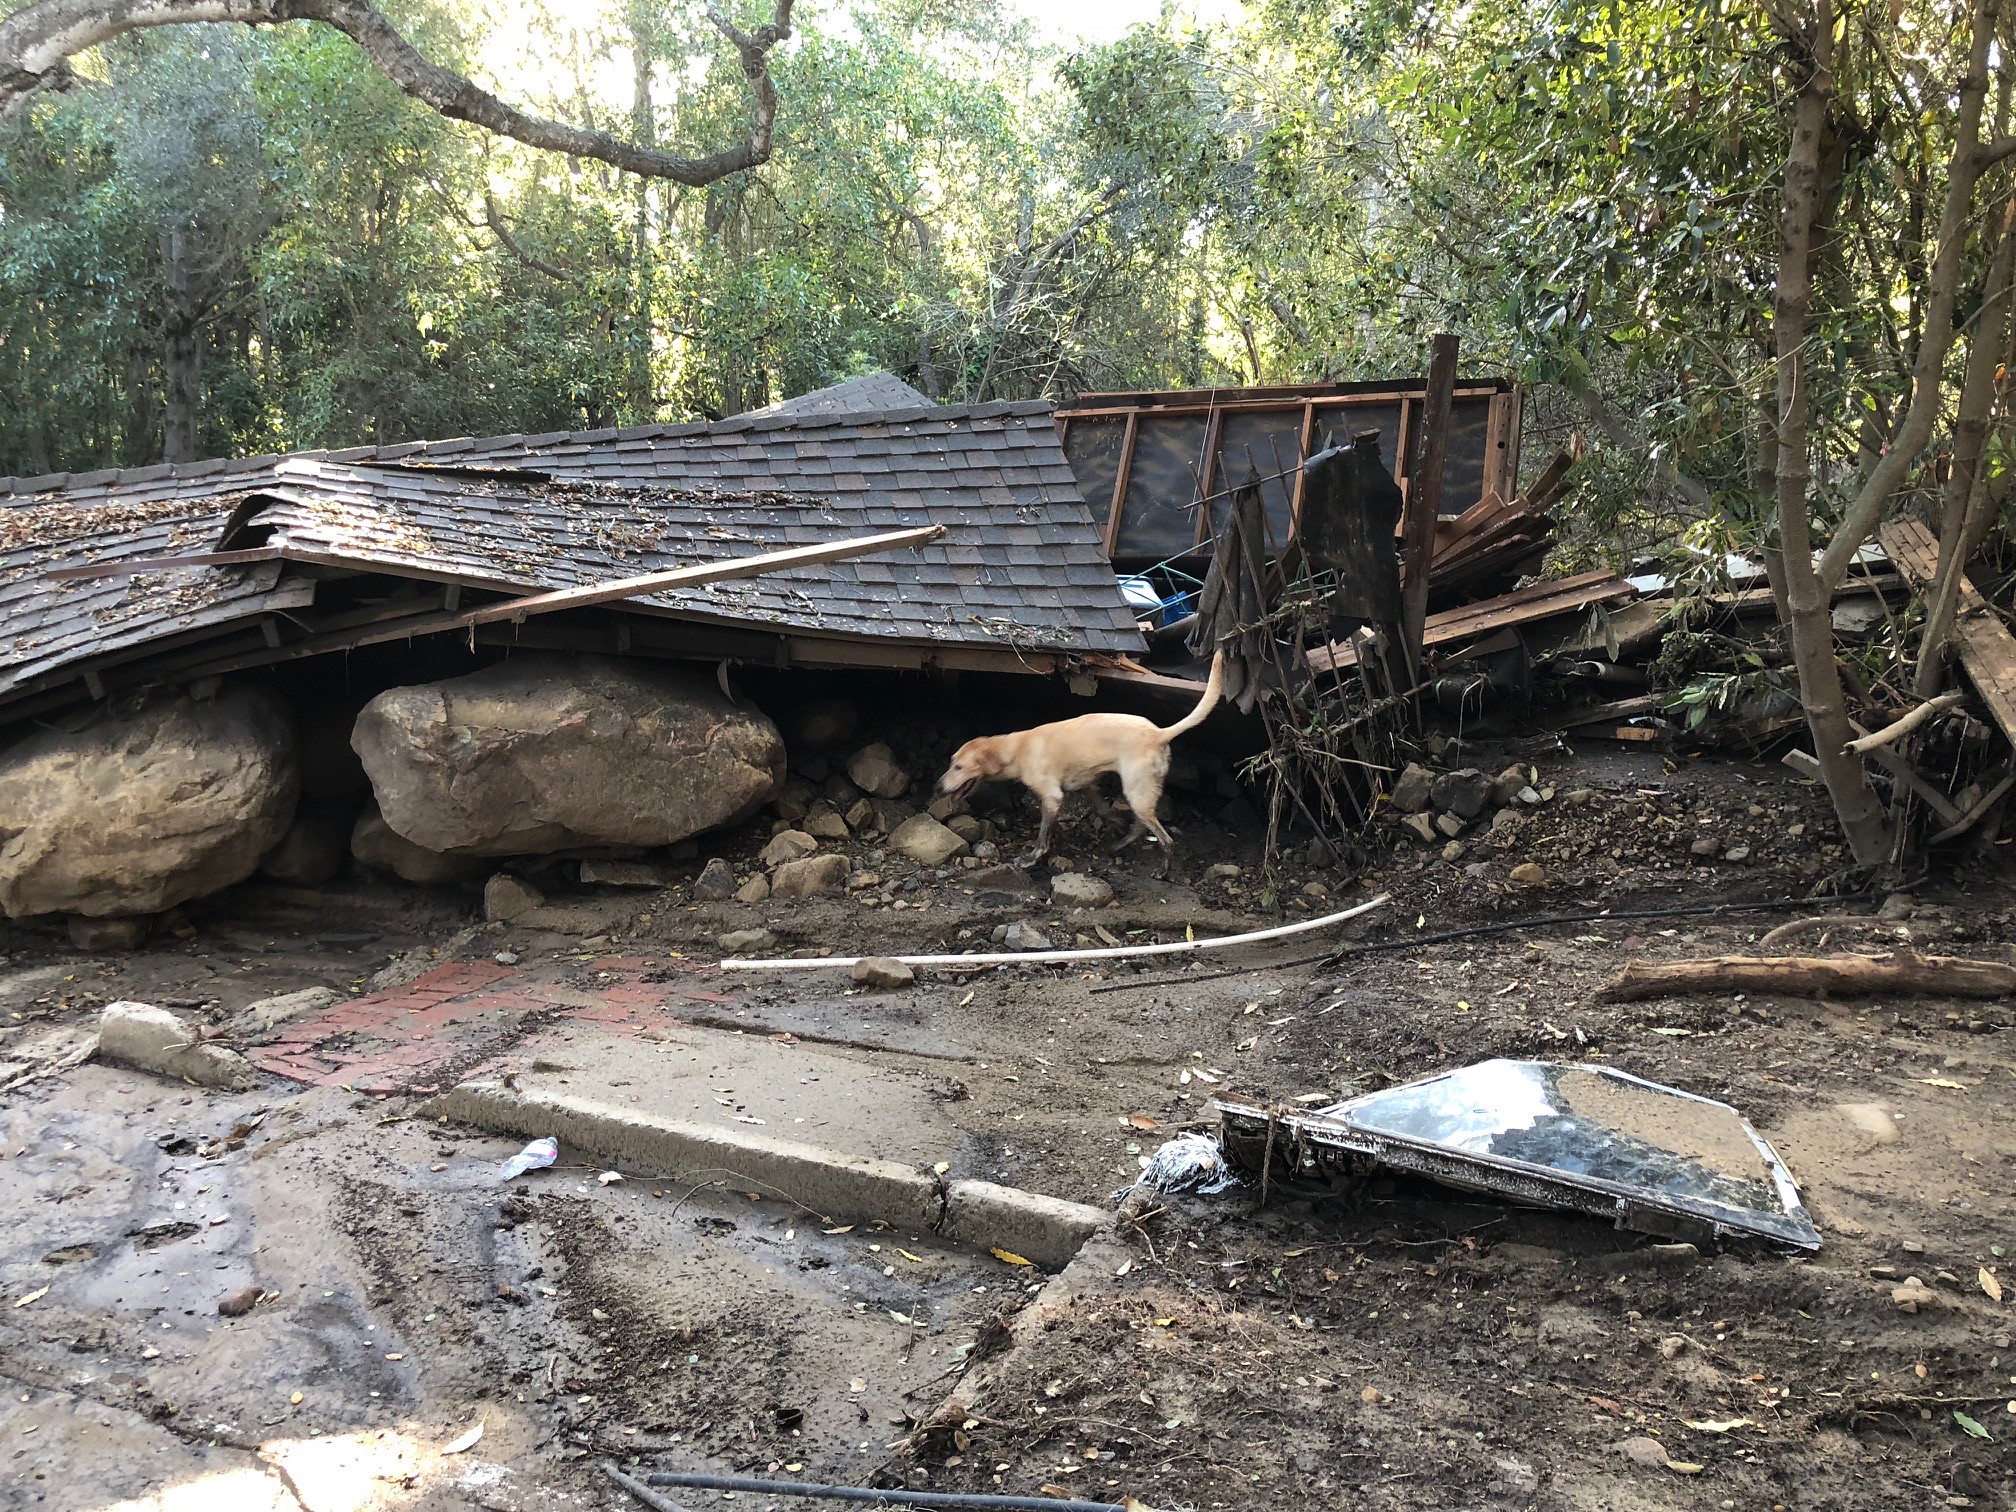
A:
99,1002,259,1090
421,1080,1106,1270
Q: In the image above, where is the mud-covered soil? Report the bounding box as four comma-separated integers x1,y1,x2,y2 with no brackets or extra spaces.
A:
3,740,2013,1510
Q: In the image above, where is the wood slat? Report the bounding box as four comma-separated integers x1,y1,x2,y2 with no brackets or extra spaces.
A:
1880,519,2016,748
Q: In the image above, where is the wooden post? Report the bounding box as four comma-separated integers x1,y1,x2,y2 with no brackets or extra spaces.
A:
1401,332,1459,667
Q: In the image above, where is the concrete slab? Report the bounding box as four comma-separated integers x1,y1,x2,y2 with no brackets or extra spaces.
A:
502,1017,971,1165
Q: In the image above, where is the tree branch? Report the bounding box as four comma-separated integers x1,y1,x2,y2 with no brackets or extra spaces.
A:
0,0,796,186
482,193,571,282
1816,0,1995,589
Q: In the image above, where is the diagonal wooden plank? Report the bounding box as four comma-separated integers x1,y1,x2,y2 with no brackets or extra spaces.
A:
1880,519,2016,748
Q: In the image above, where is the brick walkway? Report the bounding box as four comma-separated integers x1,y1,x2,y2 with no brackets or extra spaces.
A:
249,956,738,1095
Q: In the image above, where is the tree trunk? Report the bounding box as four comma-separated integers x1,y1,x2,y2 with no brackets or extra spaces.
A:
1771,12,1894,866
160,225,202,465
1914,193,2016,698
627,1,655,417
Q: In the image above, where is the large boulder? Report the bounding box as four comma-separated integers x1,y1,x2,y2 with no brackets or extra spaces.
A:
350,803,487,886
352,656,784,856
0,687,298,920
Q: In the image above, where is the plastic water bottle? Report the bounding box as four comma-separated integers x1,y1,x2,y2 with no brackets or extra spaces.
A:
498,1137,558,1181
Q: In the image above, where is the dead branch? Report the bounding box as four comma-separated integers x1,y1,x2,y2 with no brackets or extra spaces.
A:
0,0,796,187
1841,691,1964,755
1603,949,2016,1001
1755,914,1899,949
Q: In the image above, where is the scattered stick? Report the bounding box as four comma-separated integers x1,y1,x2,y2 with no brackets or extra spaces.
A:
1603,949,2016,1001
1842,691,1965,755
1928,771,2016,844
637,1467,1134,1511
1756,915,1899,949
600,1463,695,1512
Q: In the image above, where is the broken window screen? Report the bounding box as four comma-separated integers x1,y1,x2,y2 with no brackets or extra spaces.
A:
1062,417,1127,536
1212,409,1304,550
1114,414,1210,561
1308,404,1403,481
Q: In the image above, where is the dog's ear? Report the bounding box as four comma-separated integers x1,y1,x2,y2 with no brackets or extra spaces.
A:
966,738,1005,777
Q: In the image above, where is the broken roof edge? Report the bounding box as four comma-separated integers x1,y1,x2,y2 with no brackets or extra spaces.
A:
0,399,1061,500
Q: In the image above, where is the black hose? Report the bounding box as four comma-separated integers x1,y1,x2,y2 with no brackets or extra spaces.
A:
1088,892,1863,994
636,1468,1132,1512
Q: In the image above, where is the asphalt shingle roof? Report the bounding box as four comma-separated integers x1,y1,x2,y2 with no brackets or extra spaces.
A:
0,401,1141,710
750,372,933,416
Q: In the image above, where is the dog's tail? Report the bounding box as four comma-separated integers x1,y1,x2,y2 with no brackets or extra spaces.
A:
1157,651,1226,742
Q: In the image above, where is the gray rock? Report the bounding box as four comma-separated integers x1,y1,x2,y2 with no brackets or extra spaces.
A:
1723,844,1752,863
1005,921,1054,952
771,853,851,899
1688,835,1722,858
259,804,352,886
789,697,859,755
233,986,339,1038
872,798,918,833
579,858,671,888
760,830,819,866
926,792,968,821
1391,762,1436,813
0,686,298,920
352,655,783,856
1441,840,1467,863
1430,769,1493,820
1509,862,1547,886
851,956,915,990
1050,872,1115,908
803,811,851,841
67,915,149,951
820,772,865,807
1434,812,1465,838
692,857,737,901
351,804,487,885
99,1001,257,1089
1205,862,1242,880
844,797,877,832
484,874,546,922
967,864,1040,894
1401,812,1438,844
888,814,969,866
734,874,771,904
717,928,775,954
946,814,983,842
846,742,911,799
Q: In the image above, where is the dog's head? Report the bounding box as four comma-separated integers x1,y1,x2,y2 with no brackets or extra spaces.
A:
937,737,1004,802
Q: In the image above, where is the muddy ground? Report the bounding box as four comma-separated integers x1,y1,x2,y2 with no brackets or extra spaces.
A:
2,739,2013,1511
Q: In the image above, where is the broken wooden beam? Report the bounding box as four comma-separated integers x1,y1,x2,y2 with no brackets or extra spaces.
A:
1843,691,1964,756
1603,950,2016,1001
41,546,286,581
1401,332,1460,665
1881,519,2016,749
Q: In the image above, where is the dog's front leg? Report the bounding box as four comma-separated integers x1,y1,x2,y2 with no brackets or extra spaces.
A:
1030,789,1063,861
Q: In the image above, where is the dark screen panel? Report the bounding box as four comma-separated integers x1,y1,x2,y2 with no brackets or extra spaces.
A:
1213,408,1305,552
1114,414,1210,561
1441,397,1494,514
1062,416,1127,538
1309,404,1403,478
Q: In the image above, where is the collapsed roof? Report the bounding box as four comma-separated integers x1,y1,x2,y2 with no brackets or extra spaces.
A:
0,400,1144,722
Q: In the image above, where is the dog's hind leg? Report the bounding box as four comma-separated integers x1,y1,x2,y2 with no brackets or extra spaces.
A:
1118,763,1177,875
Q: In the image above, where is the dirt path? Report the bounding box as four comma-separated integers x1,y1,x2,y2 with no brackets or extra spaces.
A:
2,747,2013,1509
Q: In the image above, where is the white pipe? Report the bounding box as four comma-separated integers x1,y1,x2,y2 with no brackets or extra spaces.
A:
719,893,1391,971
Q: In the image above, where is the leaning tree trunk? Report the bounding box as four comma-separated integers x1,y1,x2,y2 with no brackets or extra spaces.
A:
1770,14,1895,866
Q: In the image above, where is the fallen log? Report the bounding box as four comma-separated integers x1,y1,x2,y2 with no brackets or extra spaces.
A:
1603,950,2016,1001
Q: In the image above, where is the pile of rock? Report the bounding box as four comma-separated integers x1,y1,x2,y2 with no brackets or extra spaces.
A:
1388,760,1551,880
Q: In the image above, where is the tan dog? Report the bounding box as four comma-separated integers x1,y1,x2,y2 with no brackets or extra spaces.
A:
937,653,1225,870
